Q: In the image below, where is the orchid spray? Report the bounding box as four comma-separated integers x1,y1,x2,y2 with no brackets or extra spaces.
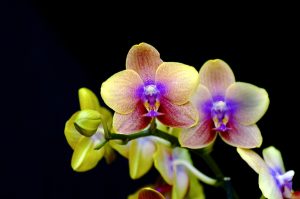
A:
64,43,298,199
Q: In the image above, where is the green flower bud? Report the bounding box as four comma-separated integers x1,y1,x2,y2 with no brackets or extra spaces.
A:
74,109,102,137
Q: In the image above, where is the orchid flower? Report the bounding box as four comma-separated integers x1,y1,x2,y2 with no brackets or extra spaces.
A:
237,146,300,199
179,59,269,149
153,144,214,199
64,88,115,171
111,136,170,179
101,42,199,134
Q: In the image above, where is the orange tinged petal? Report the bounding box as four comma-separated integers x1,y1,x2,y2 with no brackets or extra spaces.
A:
101,70,143,114
126,42,163,82
155,62,199,105
199,59,235,97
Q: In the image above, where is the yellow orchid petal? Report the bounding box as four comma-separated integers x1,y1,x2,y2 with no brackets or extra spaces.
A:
71,136,105,172
237,148,267,174
155,62,199,105
199,59,235,97
259,167,282,199
153,144,174,185
226,82,269,125
263,146,285,173
109,139,130,158
191,84,213,120
78,87,100,110
126,42,163,82
172,164,189,199
186,174,205,199
64,112,82,149
98,106,113,130
129,138,156,179
101,69,143,114
172,148,192,199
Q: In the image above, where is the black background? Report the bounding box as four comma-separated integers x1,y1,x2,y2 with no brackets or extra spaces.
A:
1,1,299,198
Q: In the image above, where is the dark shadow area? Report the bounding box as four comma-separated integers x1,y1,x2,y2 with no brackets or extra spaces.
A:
1,1,299,198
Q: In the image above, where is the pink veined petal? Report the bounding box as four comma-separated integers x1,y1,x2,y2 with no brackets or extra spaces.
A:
219,122,262,148
101,70,143,114
259,166,283,199
262,146,285,173
157,97,198,128
126,42,163,82
113,101,151,134
191,84,213,120
237,148,268,174
226,82,269,125
155,62,199,105
199,59,235,97
179,119,217,149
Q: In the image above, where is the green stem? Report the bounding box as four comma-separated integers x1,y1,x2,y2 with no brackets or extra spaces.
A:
201,152,224,179
173,159,217,186
108,130,152,143
192,149,239,199
94,140,108,150
96,121,179,147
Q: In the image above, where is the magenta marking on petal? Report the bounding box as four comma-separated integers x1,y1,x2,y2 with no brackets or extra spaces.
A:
212,95,225,102
143,110,164,117
270,168,294,198
201,96,241,133
155,82,166,96
212,124,232,132
136,81,167,117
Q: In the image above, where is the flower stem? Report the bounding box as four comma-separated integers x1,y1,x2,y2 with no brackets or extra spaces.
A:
101,125,179,146
173,159,217,186
200,152,224,179
192,149,239,199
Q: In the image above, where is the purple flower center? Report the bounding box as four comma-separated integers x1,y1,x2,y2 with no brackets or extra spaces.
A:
273,170,294,198
142,84,161,117
211,101,230,132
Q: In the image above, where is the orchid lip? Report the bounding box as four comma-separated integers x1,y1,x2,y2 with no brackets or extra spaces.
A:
272,169,295,198
143,110,164,117
139,83,164,117
210,100,231,132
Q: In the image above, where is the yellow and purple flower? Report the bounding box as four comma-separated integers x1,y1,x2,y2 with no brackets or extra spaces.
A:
101,42,199,134
153,145,207,199
180,59,269,148
111,136,170,180
128,146,207,199
238,146,299,199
